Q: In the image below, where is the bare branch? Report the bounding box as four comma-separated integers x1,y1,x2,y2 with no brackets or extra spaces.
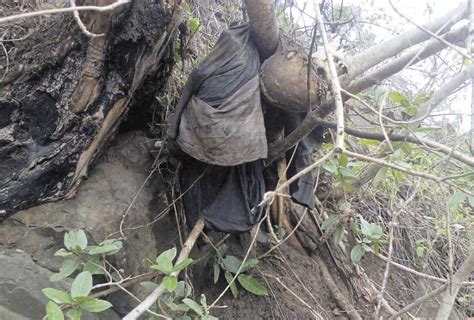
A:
268,24,469,162
313,2,345,151
311,119,474,167
348,3,467,79
436,252,474,319
244,0,280,60
0,0,131,25
71,0,106,38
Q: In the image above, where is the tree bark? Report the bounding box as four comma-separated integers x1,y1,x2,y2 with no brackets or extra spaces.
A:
0,0,179,219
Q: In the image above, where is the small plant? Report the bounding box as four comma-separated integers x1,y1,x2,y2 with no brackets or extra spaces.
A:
141,247,217,319
350,215,384,263
322,154,357,192
212,244,268,298
43,230,123,319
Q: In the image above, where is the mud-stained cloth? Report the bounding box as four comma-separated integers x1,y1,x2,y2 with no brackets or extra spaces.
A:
168,23,266,233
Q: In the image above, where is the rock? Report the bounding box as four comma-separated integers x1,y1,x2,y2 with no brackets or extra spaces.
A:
0,131,178,315
0,248,120,320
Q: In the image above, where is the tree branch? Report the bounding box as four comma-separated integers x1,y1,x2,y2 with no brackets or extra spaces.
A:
311,119,474,167
244,0,280,60
268,24,469,162
0,0,131,25
435,251,474,319
348,3,467,79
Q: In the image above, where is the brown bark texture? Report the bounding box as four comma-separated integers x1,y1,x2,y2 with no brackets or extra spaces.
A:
0,0,176,219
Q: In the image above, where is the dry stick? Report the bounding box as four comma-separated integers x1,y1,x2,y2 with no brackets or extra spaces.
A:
313,2,345,150
388,0,471,61
70,0,105,38
388,283,448,320
374,204,396,319
440,184,454,296
343,150,473,196
436,251,474,319
0,0,131,24
309,118,474,168
263,273,323,319
315,256,363,320
348,3,467,79
377,93,394,153
374,253,474,286
123,219,206,320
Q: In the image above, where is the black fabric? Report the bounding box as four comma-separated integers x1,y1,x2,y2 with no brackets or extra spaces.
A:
179,155,265,233
168,23,265,233
285,112,325,210
263,107,324,211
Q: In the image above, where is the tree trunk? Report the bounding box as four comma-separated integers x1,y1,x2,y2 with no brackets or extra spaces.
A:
0,0,179,219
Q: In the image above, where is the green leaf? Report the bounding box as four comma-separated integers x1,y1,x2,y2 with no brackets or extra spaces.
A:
338,154,349,167
176,316,192,320
54,248,72,257
87,243,122,255
373,240,380,255
241,259,259,273
174,281,191,298
237,274,268,296
42,288,73,304
153,247,177,273
222,255,242,274
360,139,380,146
416,246,425,258
338,167,357,179
140,281,158,292
213,262,220,284
202,315,219,320
373,167,388,186
79,299,112,313
82,259,105,275
166,301,189,312
448,191,467,210
46,301,64,320
387,91,405,103
50,259,80,282
322,162,337,174
172,258,193,272
321,215,338,231
188,17,200,32
71,271,93,299
350,244,366,263
64,230,88,251
163,276,178,292
341,181,353,192
225,272,239,299
332,226,344,246
183,298,204,316
66,309,82,320
359,216,372,236
217,244,228,256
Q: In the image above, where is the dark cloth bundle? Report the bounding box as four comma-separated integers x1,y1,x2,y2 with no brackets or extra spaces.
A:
168,23,322,233
168,23,266,233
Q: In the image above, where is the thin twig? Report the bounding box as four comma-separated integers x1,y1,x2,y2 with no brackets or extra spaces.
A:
0,1,131,25
70,0,105,38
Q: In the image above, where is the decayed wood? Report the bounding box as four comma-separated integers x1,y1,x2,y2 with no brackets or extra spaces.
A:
0,0,177,218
